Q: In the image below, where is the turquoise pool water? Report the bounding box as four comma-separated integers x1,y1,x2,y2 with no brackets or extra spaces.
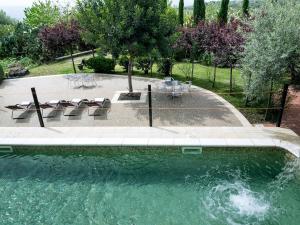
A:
0,147,299,225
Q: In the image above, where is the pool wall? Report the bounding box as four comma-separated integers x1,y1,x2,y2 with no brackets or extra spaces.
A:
0,127,299,157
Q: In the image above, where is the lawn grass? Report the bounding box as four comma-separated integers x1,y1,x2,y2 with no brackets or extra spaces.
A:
29,55,93,76
24,54,266,123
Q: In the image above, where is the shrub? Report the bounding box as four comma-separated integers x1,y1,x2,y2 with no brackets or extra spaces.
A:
136,57,151,75
0,64,5,82
158,58,173,76
85,56,115,73
119,55,129,72
19,57,34,68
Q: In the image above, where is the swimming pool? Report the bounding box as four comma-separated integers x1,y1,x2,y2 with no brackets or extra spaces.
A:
0,146,299,225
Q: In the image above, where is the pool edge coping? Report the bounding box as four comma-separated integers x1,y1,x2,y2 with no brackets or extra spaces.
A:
0,127,299,157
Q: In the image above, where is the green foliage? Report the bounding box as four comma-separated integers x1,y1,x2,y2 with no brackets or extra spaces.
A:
0,10,16,25
242,0,249,17
24,0,61,28
0,63,4,81
179,0,184,26
158,58,173,76
156,7,178,58
0,10,16,49
161,0,168,10
242,0,300,101
119,55,130,72
0,24,15,39
136,57,151,75
218,0,230,24
85,56,115,73
0,23,44,61
193,0,206,25
76,0,105,48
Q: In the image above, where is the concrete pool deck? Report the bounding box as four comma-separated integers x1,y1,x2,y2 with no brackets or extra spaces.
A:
0,74,250,127
0,127,299,157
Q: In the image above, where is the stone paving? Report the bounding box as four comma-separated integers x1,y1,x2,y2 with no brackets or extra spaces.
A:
0,74,249,127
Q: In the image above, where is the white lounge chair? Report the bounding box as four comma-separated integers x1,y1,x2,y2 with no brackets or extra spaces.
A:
40,100,67,118
85,98,111,116
5,101,35,119
62,98,88,116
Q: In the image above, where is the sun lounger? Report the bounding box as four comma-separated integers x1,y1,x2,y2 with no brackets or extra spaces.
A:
62,98,88,116
85,98,111,116
40,100,67,118
5,101,34,119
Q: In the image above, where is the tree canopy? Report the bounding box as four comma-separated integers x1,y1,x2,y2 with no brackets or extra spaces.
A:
242,0,300,100
218,0,230,25
24,0,61,28
178,0,184,26
193,0,206,25
0,10,16,25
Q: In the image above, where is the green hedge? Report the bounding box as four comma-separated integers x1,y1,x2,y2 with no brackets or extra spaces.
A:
0,64,5,82
85,56,115,73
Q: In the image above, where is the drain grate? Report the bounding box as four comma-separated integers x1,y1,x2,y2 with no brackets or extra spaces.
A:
0,146,13,153
181,147,202,155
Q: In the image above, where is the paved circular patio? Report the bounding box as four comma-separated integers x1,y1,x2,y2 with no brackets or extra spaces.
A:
0,74,250,127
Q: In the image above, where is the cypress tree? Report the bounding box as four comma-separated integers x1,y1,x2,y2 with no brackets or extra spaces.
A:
162,0,168,11
179,0,184,26
194,0,206,25
242,0,249,17
218,0,230,25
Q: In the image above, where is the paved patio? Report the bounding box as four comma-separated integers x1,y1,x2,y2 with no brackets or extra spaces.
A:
0,74,250,127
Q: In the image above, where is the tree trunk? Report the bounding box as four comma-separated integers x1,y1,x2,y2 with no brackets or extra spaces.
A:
191,59,194,81
230,64,233,94
290,64,297,84
245,73,252,107
150,58,153,76
128,56,133,93
264,79,273,121
212,64,217,88
92,48,95,58
70,47,77,74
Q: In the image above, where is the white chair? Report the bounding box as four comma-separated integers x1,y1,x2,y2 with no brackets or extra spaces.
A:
172,85,183,98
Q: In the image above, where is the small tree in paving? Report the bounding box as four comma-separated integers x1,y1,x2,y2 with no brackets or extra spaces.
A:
39,20,81,73
103,0,174,93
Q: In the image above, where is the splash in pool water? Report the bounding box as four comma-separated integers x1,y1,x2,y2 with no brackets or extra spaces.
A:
229,188,270,216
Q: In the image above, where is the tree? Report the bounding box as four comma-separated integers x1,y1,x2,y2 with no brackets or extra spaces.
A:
161,0,168,10
174,27,198,80
179,0,184,26
77,0,176,92
39,20,81,73
242,0,300,101
0,22,44,60
242,0,249,17
0,10,16,25
76,0,106,56
193,0,205,25
0,10,16,40
177,19,247,89
218,0,230,25
214,19,246,93
24,0,61,28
